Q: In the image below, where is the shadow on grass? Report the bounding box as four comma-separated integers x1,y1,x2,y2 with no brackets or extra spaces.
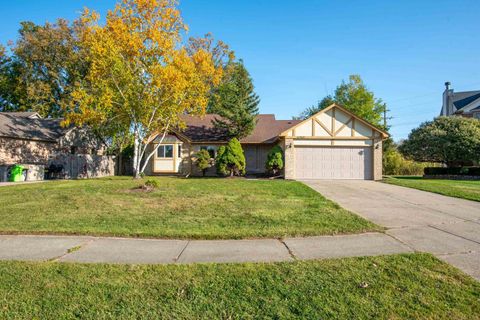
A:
389,176,423,180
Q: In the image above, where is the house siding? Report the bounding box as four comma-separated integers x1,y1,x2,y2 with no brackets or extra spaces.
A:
282,138,295,179
243,144,272,174
280,105,386,180
373,138,383,181
0,137,57,165
145,140,279,177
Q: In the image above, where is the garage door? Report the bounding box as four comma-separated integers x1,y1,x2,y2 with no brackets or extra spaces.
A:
294,146,372,180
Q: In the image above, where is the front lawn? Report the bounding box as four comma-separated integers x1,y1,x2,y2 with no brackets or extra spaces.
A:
384,176,480,202
0,177,378,239
1,254,479,319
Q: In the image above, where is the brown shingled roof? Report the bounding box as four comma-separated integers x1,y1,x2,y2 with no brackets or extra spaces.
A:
179,114,300,144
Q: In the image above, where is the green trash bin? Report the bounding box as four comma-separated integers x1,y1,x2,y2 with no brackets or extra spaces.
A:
9,165,25,182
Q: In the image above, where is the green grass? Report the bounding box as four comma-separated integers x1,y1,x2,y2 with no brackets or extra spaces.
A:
0,177,378,239
384,176,480,202
0,254,479,319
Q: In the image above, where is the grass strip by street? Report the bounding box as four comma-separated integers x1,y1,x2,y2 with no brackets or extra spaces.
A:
0,177,379,239
0,253,478,319
384,176,480,202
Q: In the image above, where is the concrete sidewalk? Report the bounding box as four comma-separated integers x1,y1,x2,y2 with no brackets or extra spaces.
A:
0,233,411,265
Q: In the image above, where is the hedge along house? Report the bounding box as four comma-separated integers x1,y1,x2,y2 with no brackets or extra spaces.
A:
143,104,388,180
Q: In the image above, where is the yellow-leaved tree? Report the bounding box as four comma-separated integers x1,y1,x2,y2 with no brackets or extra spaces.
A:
64,0,224,178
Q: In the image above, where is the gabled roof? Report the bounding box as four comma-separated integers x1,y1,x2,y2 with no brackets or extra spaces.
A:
179,114,301,144
452,90,480,111
0,111,42,119
279,103,389,138
0,112,68,142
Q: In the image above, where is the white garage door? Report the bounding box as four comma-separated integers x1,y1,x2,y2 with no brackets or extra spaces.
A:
294,146,373,180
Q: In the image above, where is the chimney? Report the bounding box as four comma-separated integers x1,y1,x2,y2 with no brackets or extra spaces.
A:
442,81,453,116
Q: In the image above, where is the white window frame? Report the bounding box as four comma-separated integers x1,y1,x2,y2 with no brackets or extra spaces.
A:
157,144,174,159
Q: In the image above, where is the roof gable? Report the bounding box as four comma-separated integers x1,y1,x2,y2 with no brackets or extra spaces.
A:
456,95,480,113
452,91,480,111
279,104,389,138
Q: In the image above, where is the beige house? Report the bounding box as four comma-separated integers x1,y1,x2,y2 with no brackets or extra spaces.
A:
0,112,114,181
145,104,388,180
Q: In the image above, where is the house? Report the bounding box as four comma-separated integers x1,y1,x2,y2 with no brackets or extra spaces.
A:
0,112,114,181
144,104,388,180
440,82,480,119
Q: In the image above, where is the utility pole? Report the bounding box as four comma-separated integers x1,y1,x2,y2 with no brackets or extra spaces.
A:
383,107,392,129
384,108,387,128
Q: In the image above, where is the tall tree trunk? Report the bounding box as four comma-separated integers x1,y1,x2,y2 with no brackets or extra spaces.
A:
139,126,169,175
118,153,123,176
132,129,141,179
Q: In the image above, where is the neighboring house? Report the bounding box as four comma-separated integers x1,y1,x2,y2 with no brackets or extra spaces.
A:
440,82,480,119
0,112,114,181
144,104,388,180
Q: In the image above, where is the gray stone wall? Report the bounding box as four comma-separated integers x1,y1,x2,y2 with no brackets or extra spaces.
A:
0,137,56,165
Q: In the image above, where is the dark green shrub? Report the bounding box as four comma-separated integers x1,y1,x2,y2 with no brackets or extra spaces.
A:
424,167,480,176
195,149,213,176
265,145,284,176
215,138,246,177
400,116,480,167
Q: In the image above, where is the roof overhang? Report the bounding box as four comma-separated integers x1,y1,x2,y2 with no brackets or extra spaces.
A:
279,103,389,139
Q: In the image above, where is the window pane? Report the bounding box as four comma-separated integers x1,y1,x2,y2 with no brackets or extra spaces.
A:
157,145,165,158
178,145,182,157
200,146,217,158
208,147,215,158
165,145,173,158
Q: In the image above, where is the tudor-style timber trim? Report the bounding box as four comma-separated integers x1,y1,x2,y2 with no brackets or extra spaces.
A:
279,103,389,139
291,136,374,140
331,108,336,134
334,117,353,136
315,118,333,136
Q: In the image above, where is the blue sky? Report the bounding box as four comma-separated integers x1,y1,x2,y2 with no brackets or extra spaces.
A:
1,0,479,140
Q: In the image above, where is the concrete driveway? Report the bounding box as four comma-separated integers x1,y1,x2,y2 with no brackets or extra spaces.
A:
302,180,480,280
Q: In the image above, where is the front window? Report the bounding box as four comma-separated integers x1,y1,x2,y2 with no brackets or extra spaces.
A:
157,145,173,158
178,145,182,157
200,146,217,158
474,112,480,119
